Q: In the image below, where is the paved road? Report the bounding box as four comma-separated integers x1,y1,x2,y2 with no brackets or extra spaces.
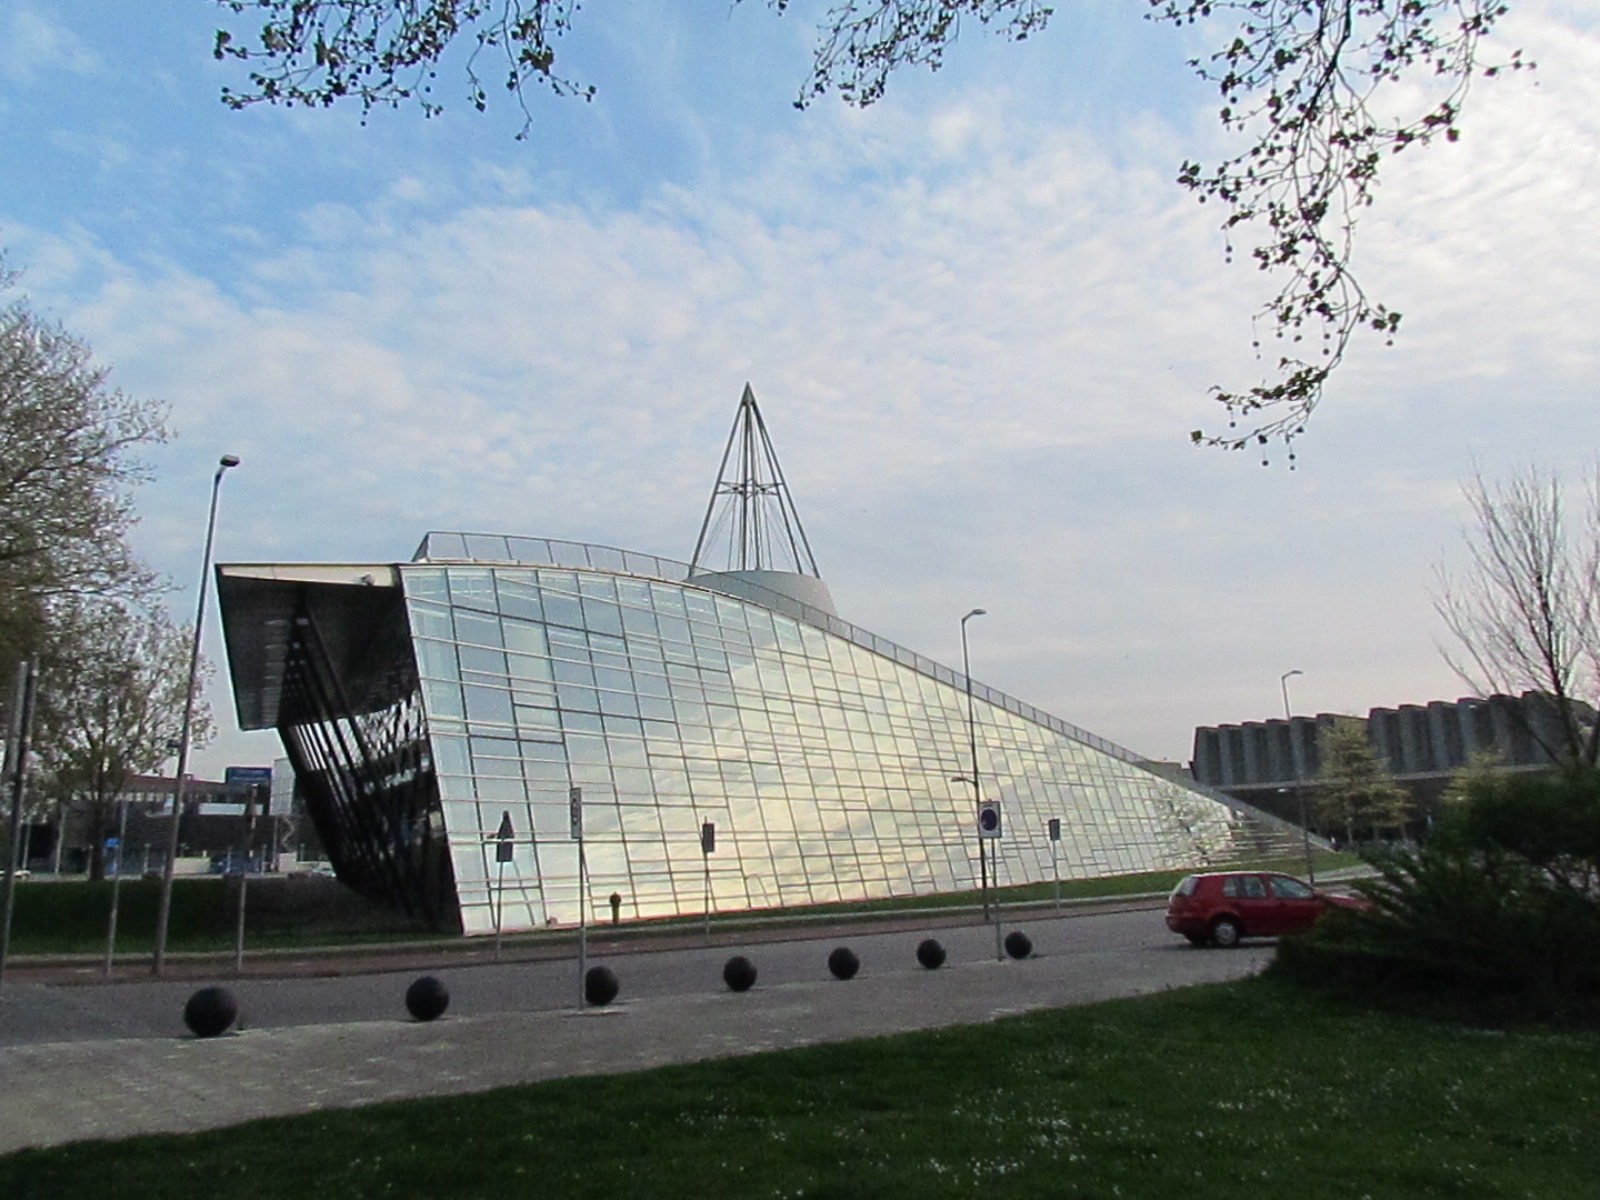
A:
0,908,1273,1154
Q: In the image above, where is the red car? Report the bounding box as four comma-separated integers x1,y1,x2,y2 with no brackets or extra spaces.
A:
1165,871,1365,947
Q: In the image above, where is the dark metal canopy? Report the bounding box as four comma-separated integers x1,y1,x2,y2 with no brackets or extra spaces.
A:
217,565,412,731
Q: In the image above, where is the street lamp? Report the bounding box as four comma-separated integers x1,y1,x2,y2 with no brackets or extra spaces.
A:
960,608,988,921
153,454,240,975
1280,668,1315,884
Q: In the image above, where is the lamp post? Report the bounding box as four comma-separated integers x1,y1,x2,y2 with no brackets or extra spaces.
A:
960,608,988,921
1280,668,1315,883
153,454,240,976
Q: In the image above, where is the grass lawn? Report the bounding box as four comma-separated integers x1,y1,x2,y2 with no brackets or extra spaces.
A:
1,876,436,956
4,852,1360,957
2,975,1595,1199
762,850,1361,917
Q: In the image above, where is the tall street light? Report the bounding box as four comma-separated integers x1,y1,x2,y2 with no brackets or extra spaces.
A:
961,608,988,920
1280,668,1315,884
153,454,240,975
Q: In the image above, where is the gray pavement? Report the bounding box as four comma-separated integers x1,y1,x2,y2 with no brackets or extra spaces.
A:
0,908,1272,1155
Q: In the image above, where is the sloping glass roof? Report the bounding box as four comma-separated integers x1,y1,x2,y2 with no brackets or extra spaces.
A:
412,531,1195,776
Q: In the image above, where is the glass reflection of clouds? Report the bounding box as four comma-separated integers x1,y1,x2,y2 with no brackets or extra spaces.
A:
389,542,1304,935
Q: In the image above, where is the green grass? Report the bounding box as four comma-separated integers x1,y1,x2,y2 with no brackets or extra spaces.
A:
931,850,1357,906
1,877,436,956
4,975,1595,1198
6,852,1360,957
706,850,1361,922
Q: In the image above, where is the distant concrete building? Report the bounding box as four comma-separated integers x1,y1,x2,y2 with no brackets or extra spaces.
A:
1191,692,1595,830
23,772,282,875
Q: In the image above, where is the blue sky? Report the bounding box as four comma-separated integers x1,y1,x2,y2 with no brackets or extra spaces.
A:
3,1,1598,777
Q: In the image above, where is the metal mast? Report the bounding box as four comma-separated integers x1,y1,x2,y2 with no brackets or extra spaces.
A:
689,384,821,578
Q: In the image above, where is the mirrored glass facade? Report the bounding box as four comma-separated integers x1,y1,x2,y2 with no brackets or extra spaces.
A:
417,539,1304,932
219,535,1304,935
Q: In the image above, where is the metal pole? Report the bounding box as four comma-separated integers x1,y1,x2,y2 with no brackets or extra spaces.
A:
494,856,506,962
961,609,987,921
154,454,239,976
1,660,40,1000
1281,669,1315,884
233,793,255,974
104,797,131,975
577,837,588,1010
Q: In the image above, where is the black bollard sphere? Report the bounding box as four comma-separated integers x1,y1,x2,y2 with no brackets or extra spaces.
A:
1003,930,1034,960
405,975,450,1021
584,965,620,1006
827,946,860,981
183,986,238,1038
916,938,947,970
723,955,758,992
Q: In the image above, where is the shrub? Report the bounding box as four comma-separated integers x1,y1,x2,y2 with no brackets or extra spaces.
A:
1272,765,1600,1024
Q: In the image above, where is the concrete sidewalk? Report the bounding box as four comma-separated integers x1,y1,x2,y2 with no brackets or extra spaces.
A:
0,913,1271,1155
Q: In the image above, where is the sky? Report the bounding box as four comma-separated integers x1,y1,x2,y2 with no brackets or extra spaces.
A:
2,1,1597,779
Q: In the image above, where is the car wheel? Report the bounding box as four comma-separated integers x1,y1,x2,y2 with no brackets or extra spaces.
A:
1210,917,1243,948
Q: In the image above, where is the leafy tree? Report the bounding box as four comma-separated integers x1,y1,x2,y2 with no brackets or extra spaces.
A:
1438,747,1506,815
210,1,1530,455
1434,466,1600,767
1315,715,1410,843
31,597,210,881
1,256,181,876
0,263,169,683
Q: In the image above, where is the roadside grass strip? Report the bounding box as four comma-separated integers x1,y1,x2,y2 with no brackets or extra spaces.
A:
2,975,1596,1199
5,851,1360,958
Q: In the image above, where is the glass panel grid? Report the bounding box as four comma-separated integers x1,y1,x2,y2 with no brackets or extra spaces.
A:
400,560,1304,934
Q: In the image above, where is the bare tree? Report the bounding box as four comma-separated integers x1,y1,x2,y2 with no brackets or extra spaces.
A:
209,1,1529,456
32,598,210,881
1435,466,1600,767
0,265,168,682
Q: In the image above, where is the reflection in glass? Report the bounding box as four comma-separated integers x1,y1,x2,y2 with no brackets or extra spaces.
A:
394,557,1303,935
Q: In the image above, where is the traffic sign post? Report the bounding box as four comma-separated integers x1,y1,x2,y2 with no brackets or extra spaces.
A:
1048,817,1062,908
700,822,715,942
571,787,587,1009
493,811,514,961
104,797,131,976
978,800,1003,961
223,765,272,791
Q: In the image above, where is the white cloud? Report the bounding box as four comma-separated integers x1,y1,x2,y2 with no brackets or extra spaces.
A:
0,8,99,82
4,1,1597,774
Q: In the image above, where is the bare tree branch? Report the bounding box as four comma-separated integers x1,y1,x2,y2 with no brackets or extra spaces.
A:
1435,465,1600,767
209,1,1529,454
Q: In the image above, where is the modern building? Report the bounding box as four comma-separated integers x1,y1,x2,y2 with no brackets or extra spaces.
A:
218,388,1306,934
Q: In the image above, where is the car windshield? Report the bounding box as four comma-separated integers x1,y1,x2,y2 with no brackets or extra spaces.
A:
1170,876,1199,898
